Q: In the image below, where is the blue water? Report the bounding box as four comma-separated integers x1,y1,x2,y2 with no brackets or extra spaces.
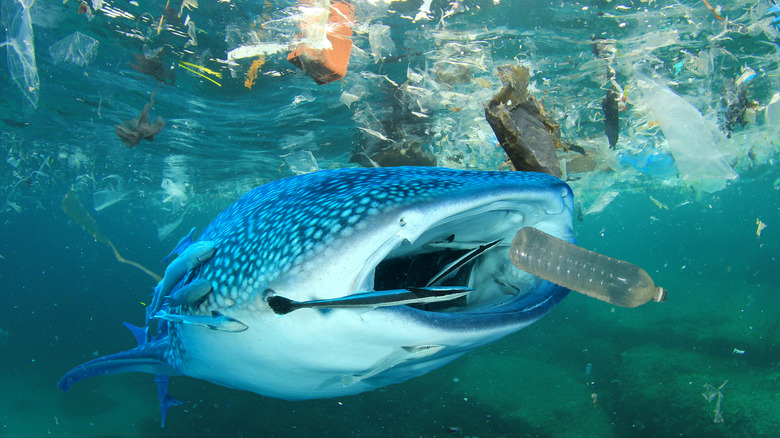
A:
2,0,780,436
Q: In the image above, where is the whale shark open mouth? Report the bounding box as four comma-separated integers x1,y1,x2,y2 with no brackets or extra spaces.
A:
352,204,543,314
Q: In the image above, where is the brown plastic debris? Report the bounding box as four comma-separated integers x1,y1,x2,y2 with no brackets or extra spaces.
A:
435,61,471,86
484,64,563,178
288,1,354,85
115,90,165,148
130,52,175,85
602,88,619,149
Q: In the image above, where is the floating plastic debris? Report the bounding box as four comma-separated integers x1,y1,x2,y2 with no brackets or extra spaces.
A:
287,1,354,85
585,190,619,216
648,196,669,211
158,212,185,241
115,90,165,148
357,126,391,142
49,32,99,67
702,380,728,423
161,178,188,206
130,47,175,85
485,64,563,178
510,227,666,308
178,61,222,86
61,190,161,282
368,24,395,63
339,85,365,107
183,17,197,48
179,0,197,17
413,0,433,22
282,150,319,175
93,189,130,211
756,218,767,237
765,93,780,126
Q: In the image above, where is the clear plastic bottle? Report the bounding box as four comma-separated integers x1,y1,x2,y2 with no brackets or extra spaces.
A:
510,227,667,308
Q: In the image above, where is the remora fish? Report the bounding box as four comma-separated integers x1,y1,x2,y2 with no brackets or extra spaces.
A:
58,167,575,419
264,286,473,315
154,309,248,333
146,240,216,326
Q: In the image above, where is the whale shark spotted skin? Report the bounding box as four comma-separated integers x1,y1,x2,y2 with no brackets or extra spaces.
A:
58,166,575,421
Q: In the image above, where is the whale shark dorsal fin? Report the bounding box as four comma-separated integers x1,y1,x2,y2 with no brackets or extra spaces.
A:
123,321,147,346
162,227,197,264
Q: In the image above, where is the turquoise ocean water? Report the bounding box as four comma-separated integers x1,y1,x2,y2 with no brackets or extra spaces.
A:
1,0,779,436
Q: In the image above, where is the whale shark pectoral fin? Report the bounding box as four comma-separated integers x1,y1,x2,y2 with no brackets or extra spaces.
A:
153,374,182,428
58,339,177,393
121,323,181,427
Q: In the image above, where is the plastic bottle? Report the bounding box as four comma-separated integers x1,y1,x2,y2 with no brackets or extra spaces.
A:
510,227,667,308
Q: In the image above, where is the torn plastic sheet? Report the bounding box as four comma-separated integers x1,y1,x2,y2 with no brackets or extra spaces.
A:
161,178,188,206
585,190,620,216
93,190,131,211
340,85,366,107
93,174,131,211
282,150,319,175
158,211,185,241
161,155,189,208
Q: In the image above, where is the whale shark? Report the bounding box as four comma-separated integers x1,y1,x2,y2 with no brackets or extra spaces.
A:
58,166,575,424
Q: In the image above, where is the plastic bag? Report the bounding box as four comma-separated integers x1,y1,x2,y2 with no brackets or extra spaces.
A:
637,65,737,192
1,0,39,109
